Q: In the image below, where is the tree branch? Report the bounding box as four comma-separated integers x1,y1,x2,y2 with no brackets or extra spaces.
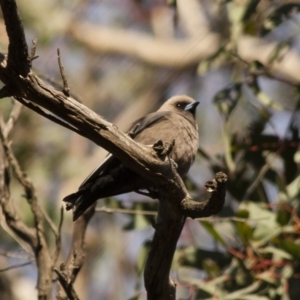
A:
0,1,227,299
144,172,227,300
1,0,29,75
0,116,53,299
56,205,95,300
68,21,300,84
68,22,221,68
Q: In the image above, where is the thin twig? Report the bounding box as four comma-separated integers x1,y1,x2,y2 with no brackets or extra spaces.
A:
3,100,22,138
95,206,267,223
0,251,32,260
34,71,82,103
231,51,299,87
54,268,80,300
0,111,52,299
96,206,157,216
28,38,39,66
39,205,59,238
0,262,32,272
52,207,64,266
57,49,70,97
0,122,37,249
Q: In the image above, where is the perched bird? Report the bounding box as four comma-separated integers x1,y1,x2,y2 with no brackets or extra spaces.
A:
63,95,199,220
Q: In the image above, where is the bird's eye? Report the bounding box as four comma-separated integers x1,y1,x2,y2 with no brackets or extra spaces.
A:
176,103,182,108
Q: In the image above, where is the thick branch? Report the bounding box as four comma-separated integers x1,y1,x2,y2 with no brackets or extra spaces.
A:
0,2,228,300
68,22,220,68
181,172,227,218
144,172,227,300
0,0,29,75
68,22,300,84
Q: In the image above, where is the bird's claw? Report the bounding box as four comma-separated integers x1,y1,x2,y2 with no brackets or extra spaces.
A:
153,139,175,158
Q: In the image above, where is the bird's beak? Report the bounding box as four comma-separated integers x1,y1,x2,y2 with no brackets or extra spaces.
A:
184,101,200,113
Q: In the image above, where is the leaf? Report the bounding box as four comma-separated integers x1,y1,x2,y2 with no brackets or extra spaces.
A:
202,258,221,279
255,271,277,285
237,202,281,245
200,220,227,247
273,239,300,260
136,240,151,276
286,175,300,200
235,208,253,244
247,76,282,110
258,246,292,260
223,281,262,299
179,246,232,269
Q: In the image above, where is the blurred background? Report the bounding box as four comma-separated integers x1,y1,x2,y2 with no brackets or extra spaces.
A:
0,0,300,299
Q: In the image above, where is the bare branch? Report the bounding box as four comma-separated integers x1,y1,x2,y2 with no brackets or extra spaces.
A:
56,205,95,300
68,21,300,84
237,36,300,83
68,22,220,68
96,206,157,216
52,207,64,267
0,1,228,299
0,0,29,75
0,118,37,249
3,100,22,138
57,49,70,97
28,38,39,66
144,172,227,300
0,115,53,299
55,268,80,300
0,262,31,272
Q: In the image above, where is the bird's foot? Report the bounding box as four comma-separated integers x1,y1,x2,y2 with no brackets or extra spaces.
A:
153,139,175,158
65,202,74,211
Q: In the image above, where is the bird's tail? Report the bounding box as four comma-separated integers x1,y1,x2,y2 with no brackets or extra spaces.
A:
63,190,92,221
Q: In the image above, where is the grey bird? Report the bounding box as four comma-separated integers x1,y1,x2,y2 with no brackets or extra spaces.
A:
63,95,199,220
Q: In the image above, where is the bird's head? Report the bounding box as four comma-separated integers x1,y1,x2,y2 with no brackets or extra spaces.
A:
159,95,200,118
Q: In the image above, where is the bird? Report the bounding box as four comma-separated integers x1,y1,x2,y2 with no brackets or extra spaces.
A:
63,95,199,220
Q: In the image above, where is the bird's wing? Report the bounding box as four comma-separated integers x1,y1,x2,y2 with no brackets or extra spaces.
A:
129,111,171,138
79,153,118,188
78,110,171,189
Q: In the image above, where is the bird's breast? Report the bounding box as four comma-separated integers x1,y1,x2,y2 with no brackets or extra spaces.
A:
134,114,198,177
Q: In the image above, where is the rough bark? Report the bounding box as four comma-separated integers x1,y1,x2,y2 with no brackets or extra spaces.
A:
0,1,227,299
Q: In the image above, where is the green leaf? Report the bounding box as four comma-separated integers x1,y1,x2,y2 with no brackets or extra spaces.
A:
286,175,300,200
273,239,300,260
258,246,292,260
178,246,232,269
237,202,281,245
202,258,221,279
235,207,253,244
223,281,262,299
200,220,227,247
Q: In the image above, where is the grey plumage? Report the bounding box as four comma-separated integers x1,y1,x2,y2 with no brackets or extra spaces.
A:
63,95,199,220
